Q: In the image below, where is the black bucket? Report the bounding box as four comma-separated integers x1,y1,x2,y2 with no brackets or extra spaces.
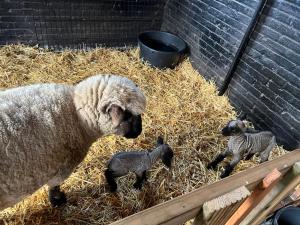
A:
138,31,187,69
272,206,300,225
261,206,300,225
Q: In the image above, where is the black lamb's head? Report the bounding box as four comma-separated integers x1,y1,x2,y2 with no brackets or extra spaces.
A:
161,145,174,168
221,119,246,136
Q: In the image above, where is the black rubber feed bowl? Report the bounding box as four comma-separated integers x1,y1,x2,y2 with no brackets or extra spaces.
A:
272,206,300,225
138,31,187,69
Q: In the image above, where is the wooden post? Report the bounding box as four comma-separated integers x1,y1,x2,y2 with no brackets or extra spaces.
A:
241,162,300,225
224,169,281,225
192,186,250,225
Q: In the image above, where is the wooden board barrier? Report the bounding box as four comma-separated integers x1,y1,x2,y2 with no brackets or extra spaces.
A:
224,169,282,225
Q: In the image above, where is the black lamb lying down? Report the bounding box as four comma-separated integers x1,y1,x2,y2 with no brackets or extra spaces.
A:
207,119,276,178
105,137,174,192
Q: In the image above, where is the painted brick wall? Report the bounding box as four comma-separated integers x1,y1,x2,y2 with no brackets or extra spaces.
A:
0,0,166,49
162,0,300,150
0,0,37,45
228,1,300,150
162,0,260,86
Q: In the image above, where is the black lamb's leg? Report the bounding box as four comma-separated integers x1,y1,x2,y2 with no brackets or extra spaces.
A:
207,149,229,170
142,170,147,181
220,164,234,178
105,169,118,192
220,154,241,178
244,153,255,161
133,171,146,190
49,186,67,208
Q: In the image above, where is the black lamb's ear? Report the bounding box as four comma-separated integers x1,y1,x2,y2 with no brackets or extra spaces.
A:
156,136,164,146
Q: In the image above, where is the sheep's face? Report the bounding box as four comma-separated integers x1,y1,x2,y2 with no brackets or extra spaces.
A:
74,74,146,139
222,119,246,136
105,104,143,139
161,145,174,168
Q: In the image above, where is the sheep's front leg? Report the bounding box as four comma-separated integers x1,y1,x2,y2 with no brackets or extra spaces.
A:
220,154,241,178
207,148,229,170
133,171,147,190
104,169,118,192
49,186,67,208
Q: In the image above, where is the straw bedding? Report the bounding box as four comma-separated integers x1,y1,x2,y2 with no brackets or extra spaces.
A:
0,45,286,225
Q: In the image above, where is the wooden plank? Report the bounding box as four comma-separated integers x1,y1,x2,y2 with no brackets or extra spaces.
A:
202,186,250,221
290,186,300,200
191,209,205,225
159,208,199,225
250,162,300,225
192,186,250,225
207,201,243,225
224,169,282,225
273,186,300,211
240,162,300,225
110,149,300,225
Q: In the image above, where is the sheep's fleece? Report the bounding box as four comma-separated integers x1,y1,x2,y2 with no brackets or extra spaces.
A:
0,74,146,210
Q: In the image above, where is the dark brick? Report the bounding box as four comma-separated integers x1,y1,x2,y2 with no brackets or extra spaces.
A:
279,36,300,55
217,0,255,17
262,6,294,27
0,2,25,10
253,33,300,66
237,0,259,8
235,72,300,113
203,5,246,36
198,39,231,65
241,54,287,87
234,67,257,84
230,80,298,133
167,2,241,48
263,16,299,41
179,0,245,40
201,0,252,25
272,1,300,19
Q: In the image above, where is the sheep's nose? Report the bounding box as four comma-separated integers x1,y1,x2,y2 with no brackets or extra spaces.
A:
124,115,142,139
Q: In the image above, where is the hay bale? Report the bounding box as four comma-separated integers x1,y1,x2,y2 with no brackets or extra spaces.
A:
0,45,287,225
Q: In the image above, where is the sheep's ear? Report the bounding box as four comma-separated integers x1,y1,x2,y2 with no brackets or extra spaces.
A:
106,104,125,126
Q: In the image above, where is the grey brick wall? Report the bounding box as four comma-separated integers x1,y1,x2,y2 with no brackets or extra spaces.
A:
228,1,300,150
162,0,300,150
0,0,167,49
0,0,37,45
162,0,260,86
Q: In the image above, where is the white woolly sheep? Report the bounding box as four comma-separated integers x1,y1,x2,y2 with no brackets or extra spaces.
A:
0,74,146,210
105,137,174,192
207,119,276,178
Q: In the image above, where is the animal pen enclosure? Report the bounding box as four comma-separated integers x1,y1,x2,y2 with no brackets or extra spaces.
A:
0,0,299,225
